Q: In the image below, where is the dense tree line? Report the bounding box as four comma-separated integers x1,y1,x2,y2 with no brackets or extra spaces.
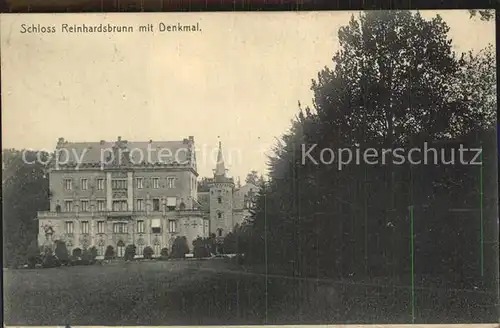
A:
236,11,497,290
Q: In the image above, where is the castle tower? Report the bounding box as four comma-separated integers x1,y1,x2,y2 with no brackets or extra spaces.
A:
208,141,235,243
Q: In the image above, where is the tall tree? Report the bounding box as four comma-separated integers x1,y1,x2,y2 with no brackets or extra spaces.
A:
2,149,49,267
246,10,496,287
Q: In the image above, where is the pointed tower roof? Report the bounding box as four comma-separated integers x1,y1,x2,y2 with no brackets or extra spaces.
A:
214,141,226,177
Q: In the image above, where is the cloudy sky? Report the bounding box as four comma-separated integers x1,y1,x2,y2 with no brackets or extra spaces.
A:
1,11,495,180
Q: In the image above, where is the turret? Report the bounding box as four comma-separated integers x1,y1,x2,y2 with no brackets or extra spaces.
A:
208,140,234,248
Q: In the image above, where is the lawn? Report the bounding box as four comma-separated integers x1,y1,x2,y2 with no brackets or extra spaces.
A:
4,259,498,325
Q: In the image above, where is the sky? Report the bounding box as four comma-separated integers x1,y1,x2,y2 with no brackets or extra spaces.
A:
0,11,495,181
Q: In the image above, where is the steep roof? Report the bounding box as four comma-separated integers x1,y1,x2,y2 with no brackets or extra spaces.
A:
52,137,195,168
214,141,226,177
196,192,210,211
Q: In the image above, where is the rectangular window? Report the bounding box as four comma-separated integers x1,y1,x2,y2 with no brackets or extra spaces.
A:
112,179,127,189
136,199,144,211
136,177,143,189
167,177,175,188
217,197,222,204
81,178,88,190
113,222,127,233
81,200,89,212
166,197,176,210
137,220,144,233
81,221,89,234
64,179,72,190
112,200,128,211
169,220,177,233
97,200,105,211
153,198,160,211
97,221,105,233
65,221,74,234
217,212,222,219
64,200,73,212
151,218,161,234
97,179,104,190
152,178,160,189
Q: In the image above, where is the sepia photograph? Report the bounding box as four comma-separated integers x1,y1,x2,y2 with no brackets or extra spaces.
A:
1,10,498,326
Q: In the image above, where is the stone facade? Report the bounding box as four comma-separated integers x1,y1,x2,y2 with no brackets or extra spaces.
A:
37,136,258,257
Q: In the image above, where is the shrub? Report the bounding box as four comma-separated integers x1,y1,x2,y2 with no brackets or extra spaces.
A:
160,247,169,259
72,248,82,259
80,249,94,265
88,246,98,261
54,240,70,265
171,236,189,259
42,253,60,268
193,237,211,258
26,240,41,268
143,246,154,259
124,244,136,261
104,245,115,260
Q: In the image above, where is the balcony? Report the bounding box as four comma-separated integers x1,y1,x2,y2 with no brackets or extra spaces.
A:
36,208,206,219
37,210,150,219
107,210,134,218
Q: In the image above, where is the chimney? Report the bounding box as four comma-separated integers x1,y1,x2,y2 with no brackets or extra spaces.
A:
117,136,122,142
188,136,194,142
149,139,153,144
183,138,189,144
100,140,105,145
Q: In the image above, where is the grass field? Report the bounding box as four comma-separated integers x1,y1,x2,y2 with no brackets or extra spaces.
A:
4,259,498,325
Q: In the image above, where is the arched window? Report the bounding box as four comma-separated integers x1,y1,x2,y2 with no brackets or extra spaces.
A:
97,239,105,256
217,228,223,237
117,240,125,258
153,239,161,256
55,205,61,213
137,238,145,256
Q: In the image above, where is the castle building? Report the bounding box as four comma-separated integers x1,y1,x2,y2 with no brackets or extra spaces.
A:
36,136,258,257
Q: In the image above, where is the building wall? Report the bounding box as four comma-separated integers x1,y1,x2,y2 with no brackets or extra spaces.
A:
39,140,261,256
38,212,205,255
208,183,234,236
132,170,196,209
49,168,198,214
49,170,107,212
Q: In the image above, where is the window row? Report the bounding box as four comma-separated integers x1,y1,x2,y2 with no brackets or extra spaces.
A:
58,197,178,212
64,178,104,191
62,177,177,191
64,220,178,234
136,177,176,189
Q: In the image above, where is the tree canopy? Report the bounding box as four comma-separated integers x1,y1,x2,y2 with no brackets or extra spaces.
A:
239,11,497,290
2,149,49,267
